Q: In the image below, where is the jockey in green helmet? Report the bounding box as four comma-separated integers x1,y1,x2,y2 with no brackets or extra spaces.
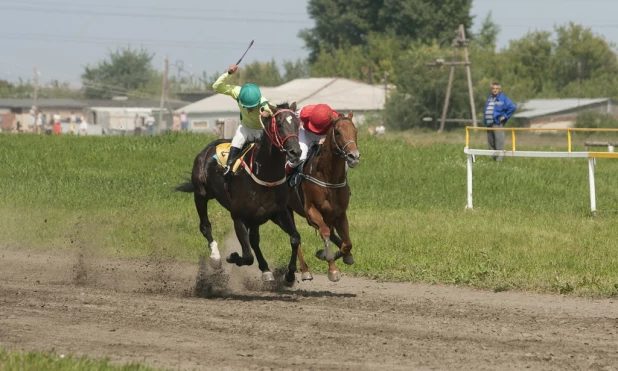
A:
212,64,272,178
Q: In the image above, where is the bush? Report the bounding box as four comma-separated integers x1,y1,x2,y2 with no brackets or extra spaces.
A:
574,111,618,128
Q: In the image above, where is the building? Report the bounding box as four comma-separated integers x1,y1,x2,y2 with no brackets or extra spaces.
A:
176,77,388,135
514,98,618,129
0,98,188,134
0,98,86,132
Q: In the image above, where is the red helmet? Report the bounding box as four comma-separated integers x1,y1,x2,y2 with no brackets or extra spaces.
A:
306,104,338,135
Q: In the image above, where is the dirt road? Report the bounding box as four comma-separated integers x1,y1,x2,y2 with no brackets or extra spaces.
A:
1,237,618,370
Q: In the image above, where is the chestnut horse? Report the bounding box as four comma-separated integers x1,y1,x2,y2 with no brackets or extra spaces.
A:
287,111,360,281
175,102,303,284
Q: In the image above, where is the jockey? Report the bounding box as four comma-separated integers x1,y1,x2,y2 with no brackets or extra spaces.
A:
285,103,338,174
212,64,272,178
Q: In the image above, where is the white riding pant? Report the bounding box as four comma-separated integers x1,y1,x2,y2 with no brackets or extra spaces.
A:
288,125,325,168
231,124,263,149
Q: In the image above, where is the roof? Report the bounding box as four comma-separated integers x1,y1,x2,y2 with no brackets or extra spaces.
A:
514,98,611,119
178,77,387,114
0,98,189,110
0,98,87,109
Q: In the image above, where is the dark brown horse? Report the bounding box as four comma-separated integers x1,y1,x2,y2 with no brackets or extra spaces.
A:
288,111,360,282
176,102,303,284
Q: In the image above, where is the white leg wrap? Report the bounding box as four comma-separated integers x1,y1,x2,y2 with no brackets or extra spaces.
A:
209,241,222,269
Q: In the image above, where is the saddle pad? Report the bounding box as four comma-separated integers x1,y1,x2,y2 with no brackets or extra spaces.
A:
214,142,255,172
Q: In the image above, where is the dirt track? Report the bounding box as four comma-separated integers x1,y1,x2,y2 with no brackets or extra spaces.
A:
2,236,618,371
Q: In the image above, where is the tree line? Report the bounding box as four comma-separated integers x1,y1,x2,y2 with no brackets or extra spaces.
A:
2,0,618,130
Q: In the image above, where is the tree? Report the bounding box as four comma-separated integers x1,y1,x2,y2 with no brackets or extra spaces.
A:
300,0,473,62
310,33,403,83
282,59,311,81
82,46,158,99
475,11,500,51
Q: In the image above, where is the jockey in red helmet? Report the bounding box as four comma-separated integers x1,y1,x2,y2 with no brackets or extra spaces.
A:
285,103,338,174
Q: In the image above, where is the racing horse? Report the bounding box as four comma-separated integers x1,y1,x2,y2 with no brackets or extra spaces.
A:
175,102,303,284
287,111,360,282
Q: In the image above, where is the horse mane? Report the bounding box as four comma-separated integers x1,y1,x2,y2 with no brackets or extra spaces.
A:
274,102,290,110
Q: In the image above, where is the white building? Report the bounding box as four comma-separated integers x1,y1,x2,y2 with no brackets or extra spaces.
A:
176,77,388,135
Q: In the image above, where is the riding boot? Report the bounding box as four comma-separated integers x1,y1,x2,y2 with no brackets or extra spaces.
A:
223,146,241,180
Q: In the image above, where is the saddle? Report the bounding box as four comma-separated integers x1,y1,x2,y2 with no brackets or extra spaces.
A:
213,142,255,173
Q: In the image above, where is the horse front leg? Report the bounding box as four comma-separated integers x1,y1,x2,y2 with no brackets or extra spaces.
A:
307,207,340,282
226,218,255,268
333,213,354,266
287,208,313,281
272,208,302,286
249,226,274,282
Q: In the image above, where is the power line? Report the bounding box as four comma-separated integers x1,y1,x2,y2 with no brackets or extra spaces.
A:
0,5,312,24
0,33,302,51
0,0,303,17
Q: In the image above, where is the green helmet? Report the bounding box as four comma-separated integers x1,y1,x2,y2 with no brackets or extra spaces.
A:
238,83,261,108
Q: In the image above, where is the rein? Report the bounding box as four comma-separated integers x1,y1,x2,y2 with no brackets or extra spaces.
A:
241,108,298,187
260,109,298,151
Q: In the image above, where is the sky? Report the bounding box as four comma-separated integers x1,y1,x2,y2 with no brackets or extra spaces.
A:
1,0,618,88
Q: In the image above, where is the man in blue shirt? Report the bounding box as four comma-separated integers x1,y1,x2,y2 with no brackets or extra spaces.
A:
483,82,516,161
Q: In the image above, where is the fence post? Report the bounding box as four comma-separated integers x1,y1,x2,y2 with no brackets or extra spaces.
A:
588,157,597,215
466,154,474,209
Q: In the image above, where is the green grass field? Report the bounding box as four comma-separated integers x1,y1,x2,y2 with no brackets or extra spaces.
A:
2,130,618,296
0,349,158,370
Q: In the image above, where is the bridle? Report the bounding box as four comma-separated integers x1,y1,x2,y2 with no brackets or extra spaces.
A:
330,118,358,159
297,117,359,190
261,109,299,152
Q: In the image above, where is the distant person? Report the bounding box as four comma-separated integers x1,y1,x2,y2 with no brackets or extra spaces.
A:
29,110,36,133
35,112,43,134
375,124,386,136
180,111,189,132
145,114,155,136
69,111,77,135
172,113,180,132
483,82,516,161
79,116,88,136
15,121,22,133
44,116,52,135
134,114,142,136
52,111,62,135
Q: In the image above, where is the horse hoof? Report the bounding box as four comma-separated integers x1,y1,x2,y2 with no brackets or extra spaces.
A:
315,249,335,262
342,254,354,265
262,271,275,282
327,270,341,282
209,257,222,269
301,272,314,281
283,274,295,287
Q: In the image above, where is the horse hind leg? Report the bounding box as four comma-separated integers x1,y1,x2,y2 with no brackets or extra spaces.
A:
307,208,340,282
278,210,311,283
334,214,354,266
194,192,221,269
249,226,274,282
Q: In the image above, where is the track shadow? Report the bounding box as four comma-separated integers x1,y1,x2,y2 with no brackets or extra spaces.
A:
189,255,357,302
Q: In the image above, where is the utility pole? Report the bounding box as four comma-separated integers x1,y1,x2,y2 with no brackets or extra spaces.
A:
383,70,389,115
460,24,477,129
158,56,169,134
33,66,39,117
577,61,582,110
427,24,477,132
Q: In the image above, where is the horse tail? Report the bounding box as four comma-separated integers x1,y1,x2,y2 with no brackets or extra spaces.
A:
174,179,195,193
176,138,230,195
